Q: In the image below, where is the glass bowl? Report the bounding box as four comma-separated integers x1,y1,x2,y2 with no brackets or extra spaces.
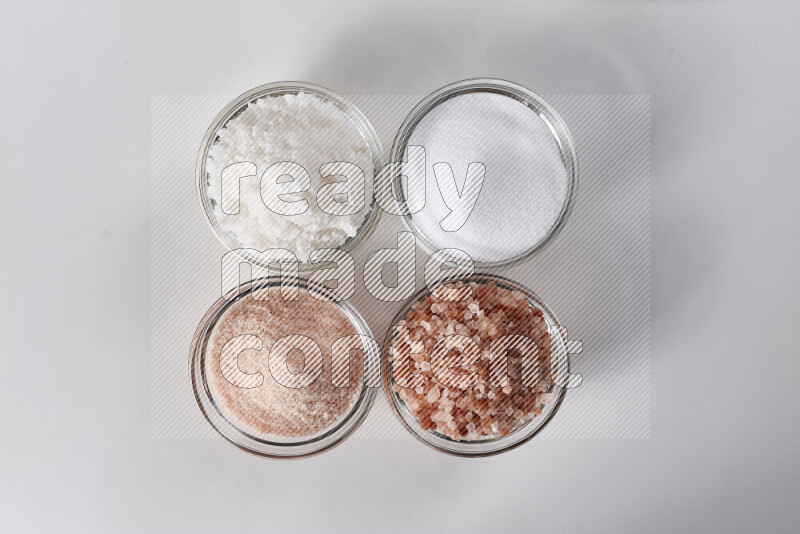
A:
190,277,378,458
389,78,579,269
196,81,383,273
381,273,569,456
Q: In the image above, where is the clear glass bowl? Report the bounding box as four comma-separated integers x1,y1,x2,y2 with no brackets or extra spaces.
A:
196,81,383,273
389,78,579,269
381,273,569,456
190,277,378,458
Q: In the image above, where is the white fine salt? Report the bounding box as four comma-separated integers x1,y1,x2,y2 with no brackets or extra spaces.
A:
406,92,569,263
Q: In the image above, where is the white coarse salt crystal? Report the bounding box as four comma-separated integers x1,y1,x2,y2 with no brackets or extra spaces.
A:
206,92,373,259
406,91,568,263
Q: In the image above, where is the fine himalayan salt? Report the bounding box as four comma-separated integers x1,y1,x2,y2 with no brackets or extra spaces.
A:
406,91,569,263
205,290,364,439
391,281,555,441
206,92,374,259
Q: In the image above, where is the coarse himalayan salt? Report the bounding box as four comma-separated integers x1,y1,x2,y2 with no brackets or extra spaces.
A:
206,92,374,259
205,290,365,439
406,91,569,263
391,281,555,442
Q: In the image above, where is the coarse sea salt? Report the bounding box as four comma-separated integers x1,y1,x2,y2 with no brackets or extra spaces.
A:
206,92,374,259
406,91,569,264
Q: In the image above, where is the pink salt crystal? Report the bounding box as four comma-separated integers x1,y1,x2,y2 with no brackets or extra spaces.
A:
539,393,556,404
411,351,426,362
427,385,441,402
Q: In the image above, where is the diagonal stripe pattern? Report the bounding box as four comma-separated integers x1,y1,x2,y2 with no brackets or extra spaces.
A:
150,93,650,441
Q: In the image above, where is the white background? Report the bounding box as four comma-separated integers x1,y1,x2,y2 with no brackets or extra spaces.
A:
1,1,799,532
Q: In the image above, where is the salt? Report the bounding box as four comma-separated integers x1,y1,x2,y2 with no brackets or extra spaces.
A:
206,92,374,259
406,92,569,263
205,290,365,439
392,281,556,441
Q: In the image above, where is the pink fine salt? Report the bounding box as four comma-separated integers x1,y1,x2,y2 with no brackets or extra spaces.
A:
205,290,364,439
